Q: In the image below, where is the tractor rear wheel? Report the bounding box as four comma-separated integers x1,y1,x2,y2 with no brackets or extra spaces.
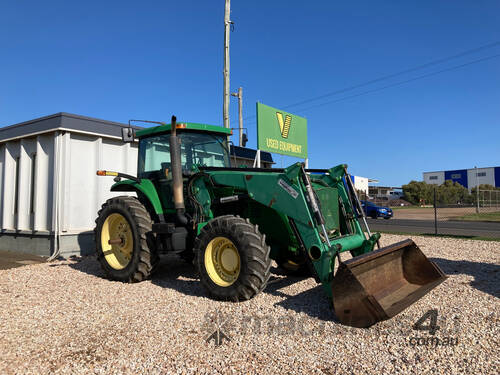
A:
194,215,271,301
94,196,158,282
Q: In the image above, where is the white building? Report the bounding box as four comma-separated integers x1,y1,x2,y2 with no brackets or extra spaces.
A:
0,113,139,256
350,175,371,195
423,167,500,190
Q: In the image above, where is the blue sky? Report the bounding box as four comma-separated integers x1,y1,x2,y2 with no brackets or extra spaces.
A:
1,1,499,185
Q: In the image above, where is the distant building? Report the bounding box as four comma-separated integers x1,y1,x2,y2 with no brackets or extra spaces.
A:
368,186,404,200
423,167,500,190
350,175,378,195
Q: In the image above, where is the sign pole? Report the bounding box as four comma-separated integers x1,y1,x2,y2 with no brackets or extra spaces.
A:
231,87,243,146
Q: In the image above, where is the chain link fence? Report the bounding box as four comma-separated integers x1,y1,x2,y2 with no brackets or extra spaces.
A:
432,188,500,238
360,189,500,239
477,189,500,208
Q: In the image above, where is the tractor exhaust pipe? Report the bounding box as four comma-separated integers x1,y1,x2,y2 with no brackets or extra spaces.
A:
169,115,188,226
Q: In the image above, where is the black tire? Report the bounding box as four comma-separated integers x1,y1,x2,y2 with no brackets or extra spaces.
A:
94,196,158,282
371,211,378,219
194,215,271,301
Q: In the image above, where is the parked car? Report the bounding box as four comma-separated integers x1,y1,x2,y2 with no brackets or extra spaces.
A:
360,200,393,219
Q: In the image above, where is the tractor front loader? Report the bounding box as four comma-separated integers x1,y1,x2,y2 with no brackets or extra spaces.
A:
94,116,446,328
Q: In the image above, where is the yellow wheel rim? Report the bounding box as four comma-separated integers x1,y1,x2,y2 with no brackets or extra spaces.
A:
204,236,240,287
101,213,134,270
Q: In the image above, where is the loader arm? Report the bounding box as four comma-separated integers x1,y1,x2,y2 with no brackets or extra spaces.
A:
202,162,446,328
203,163,379,293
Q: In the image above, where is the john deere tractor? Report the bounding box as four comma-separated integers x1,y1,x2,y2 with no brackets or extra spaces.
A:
95,116,446,328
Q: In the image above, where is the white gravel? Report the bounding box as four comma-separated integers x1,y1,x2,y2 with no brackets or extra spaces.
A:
1,234,499,374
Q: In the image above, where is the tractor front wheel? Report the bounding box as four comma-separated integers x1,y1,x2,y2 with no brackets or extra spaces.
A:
194,215,271,301
94,196,158,282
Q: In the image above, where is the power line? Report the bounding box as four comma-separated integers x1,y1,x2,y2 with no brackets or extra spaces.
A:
281,40,500,110
292,53,500,114
235,41,500,124
241,52,500,124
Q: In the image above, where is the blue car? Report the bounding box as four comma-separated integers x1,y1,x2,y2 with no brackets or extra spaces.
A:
360,200,393,219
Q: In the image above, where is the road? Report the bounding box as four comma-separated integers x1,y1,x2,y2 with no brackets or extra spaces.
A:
366,218,500,238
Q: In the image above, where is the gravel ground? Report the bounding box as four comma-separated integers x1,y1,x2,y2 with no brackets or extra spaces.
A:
1,234,498,374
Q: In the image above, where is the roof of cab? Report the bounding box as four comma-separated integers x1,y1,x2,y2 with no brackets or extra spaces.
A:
135,122,232,138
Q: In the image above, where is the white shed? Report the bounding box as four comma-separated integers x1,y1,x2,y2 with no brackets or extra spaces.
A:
0,113,138,257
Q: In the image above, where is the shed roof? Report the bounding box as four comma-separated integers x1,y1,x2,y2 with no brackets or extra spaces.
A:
0,112,137,142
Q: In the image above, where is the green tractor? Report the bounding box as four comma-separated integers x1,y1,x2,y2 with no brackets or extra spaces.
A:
95,116,446,327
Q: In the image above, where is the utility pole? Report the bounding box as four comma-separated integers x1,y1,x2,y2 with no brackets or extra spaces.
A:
231,87,243,146
223,0,231,131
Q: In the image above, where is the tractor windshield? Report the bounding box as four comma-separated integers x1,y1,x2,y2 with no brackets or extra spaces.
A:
138,132,230,177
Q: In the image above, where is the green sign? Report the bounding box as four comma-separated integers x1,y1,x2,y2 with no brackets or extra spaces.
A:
256,102,308,158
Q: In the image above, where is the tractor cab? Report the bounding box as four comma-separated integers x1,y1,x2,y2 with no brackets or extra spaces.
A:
129,122,232,212
135,122,232,180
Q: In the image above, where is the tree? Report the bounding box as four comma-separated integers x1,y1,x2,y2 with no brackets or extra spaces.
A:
436,180,470,205
402,181,433,205
403,180,473,206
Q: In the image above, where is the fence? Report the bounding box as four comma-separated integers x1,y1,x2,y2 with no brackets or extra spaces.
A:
362,189,500,239
432,188,500,238
477,190,500,208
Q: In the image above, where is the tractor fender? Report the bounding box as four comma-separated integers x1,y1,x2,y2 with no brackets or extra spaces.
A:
111,179,164,216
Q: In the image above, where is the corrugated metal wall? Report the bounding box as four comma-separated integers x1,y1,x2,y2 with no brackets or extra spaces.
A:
0,131,137,234
61,132,137,233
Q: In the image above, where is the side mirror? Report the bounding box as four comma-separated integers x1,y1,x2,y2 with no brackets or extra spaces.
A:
121,127,135,142
242,133,248,147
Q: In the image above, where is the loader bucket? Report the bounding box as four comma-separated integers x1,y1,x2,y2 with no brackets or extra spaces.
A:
332,239,446,328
